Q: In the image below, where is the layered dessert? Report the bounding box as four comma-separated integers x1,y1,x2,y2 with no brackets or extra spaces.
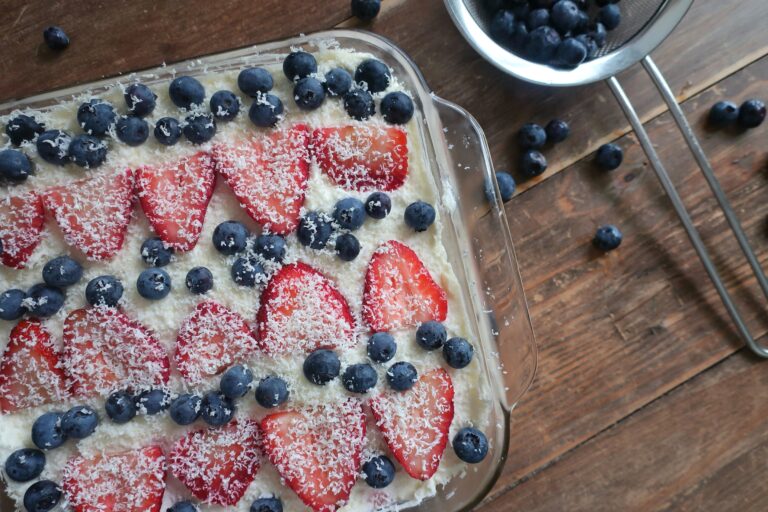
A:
0,44,493,512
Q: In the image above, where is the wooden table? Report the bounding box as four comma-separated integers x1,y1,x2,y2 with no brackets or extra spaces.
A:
2,1,768,510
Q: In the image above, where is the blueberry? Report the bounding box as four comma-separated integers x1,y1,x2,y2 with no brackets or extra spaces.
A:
598,4,621,31
61,405,99,439
351,0,381,20
154,117,182,146
595,143,623,170
343,89,376,120
220,364,254,399
324,68,353,97
0,149,32,183
254,234,286,263
42,255,83,287
303,349,341,385
416,321,447,350
210,90,240,121
255,375,289,408
527,8,550,30
490,10,516,46
298,211,334,249
404,200,436,232
367,332,397,363
590,21,608,47
362,455,395,488
5,448,45,482
105,390,137,424
283,51,317,82
136,388,171,415
169,501,200,512
169,76,206,109
200,391,235,427
26,284,65,318
5,114,44,146
77,100,116,136
512,21,530,48
249,94,284,128
137,268,172,300
485,171,516,203
333,197,366,230
593,224,623,251
355,59,391,93
124,83,157,117
386,361,417,391
43,26,69,50
342,363,378,393
520,150,548,177
0,289,27,321
31,411,67,450
518,123,547,149
186,266,214,294
116,115,149,146
453,427,489,463
36,129,71,165
545,119,570,143
231,257,266,287
169,394,202,426
85,275,123,307
381,91,415,125
525,26,561,63
294,77,326,110
183,113,217,144
443,337,474,369
365,191,391,219
213,220,249,255
238,67,274,97
335,233,361,262
708,101,739,127
68,134,108,168
250,497,283,512
23,480,62,512
575,34,599,59
738,99,766,128
556,37,588,67
573,9,590,34
551,0,580,33
141,237,173,267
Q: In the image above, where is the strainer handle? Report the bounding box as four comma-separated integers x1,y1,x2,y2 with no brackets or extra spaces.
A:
606,64,768,359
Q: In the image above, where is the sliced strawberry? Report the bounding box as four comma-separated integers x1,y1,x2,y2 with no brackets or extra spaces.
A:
312,125,408,192
63,445,166,512
0,319,68,413
256,262,355,355
260,399,366,512
137,151,215,252
170,420,261,506
175,300,259,384
362,240,448,332
0,191,45,269
370,368,455,480
62,307,170,398
42,168,135,261
214,123,309,234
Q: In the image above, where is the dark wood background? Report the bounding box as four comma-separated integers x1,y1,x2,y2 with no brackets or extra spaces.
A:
2,0,768,510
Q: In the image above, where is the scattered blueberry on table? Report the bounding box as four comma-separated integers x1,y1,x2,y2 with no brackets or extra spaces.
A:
593,224,623,251
351,0,382,21
595,142,623,171
43,26,69,51
737,99,766,128
520,149,548,177
545,118,570,143
518,122,547,149
485,170,516,203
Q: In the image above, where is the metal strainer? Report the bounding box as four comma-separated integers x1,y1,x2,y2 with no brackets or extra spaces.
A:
445,0,768,358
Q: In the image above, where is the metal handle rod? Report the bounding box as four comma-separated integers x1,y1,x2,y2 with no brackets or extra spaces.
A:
606,76,768,358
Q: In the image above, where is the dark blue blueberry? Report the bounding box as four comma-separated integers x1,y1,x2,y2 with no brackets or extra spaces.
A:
416,321,447,350
255,375,290,408
525,26,561,63
526,8,550,30
283,51,318,81
61,405,99,439
333,197,366,231
5,114,44,146
545,119,570,144
598,4,621,30
85,275,123,307
169,76,206,109
105,390,137,424
355,59,391,93
137,268,172,300
169,394,202,426
231,257,266,287
26,284,65,318
590,21,607,47
518,123,547,149
183,113,217,144
294,77,326,111
521,150,547,177
23,480,62,512
335,233,361,262
551,0,580,33
595,143,623,170
303,349,341,385
343,89,375,120
575,34,599,59
365,191,391,219
154,117,182,146
238,67,274,97
186,266,214,294
43,26,69,50
556,37,588,67
213,220,249,255
351,0,381,20
124,83,157,117
443,337,474,369
141,237,173,267
116,115,149,146
249,94,284,128
42,256,83,287
36,130,71,165
169,501,200,512
200,391,235,426
342,363,378,394
298,211,334,249
708,101,739,127
490,10,516,46
485,171,516,203
4,448,45,482
381,91,414,125
386,361,417,391
210,90,240,121
324,68,353,97
404,200,436,232
593,224,623,251
254,234,286,263
0,289,27,321
367,332,397,363
220,364,254,399
77,100,116,137
362,455,395,488
136,388,171,415
0,149,32,183
573,9,590,34
453,427,489,463
68,134,108,168
31,411,67,450
738,99,766,128
512,20,529,48
250,497,283,512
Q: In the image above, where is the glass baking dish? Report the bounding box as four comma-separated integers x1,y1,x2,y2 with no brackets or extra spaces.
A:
0,29,537,512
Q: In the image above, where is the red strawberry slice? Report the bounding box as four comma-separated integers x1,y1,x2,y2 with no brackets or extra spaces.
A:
0,191,45,269
256,262,355,355
137,151,215,252
63,445,166,512
170,420,261,506
0,319,68,413
312,125,408,192
42,168,135,261
175,300,259,384
214,123,310,234
362,240,448,332
370,368,455,480
260,399,366,512
62,307,170,398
